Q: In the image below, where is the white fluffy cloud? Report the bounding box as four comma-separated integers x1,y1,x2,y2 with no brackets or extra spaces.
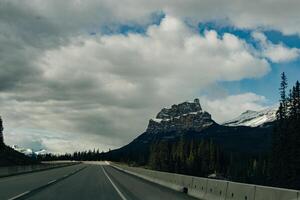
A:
38,16,270,99
5,128,117,154
2,0,297,153
0,15,273,152
252,32,300,63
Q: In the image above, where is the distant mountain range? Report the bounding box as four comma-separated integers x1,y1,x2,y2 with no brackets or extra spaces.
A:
11,145,47,157
223,107,277,127
105,99,275,163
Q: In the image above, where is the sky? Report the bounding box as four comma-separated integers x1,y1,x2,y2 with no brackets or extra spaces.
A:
0,0,300,153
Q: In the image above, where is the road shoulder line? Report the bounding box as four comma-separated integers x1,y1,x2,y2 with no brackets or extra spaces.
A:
101,165,128,200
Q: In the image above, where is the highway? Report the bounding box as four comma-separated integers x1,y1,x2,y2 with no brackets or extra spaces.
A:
0,162,197,200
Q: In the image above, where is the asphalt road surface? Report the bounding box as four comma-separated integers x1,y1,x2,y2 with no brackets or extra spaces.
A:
0,162,197,200
0,163,85,200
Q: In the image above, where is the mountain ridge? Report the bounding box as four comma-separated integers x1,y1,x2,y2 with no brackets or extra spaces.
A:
146,99,216,134
106,99,274,165
222,106,277,127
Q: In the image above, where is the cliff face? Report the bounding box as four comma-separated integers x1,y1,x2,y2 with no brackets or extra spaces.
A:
146,99,215,134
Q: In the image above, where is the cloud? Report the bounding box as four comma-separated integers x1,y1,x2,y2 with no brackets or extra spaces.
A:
37,16,269,102
5,0,300,36
1,15,271,153
252,32,300,63
201,93,268,123
4,128,118,153
0,0,289,153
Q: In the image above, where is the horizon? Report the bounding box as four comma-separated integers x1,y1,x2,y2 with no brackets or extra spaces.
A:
1,0,300,154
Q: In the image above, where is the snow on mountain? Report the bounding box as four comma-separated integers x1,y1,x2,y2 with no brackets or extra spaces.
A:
147,99,215,134
35,149,48,155
222,107,278,127
11,145,48,156
12,145,34,156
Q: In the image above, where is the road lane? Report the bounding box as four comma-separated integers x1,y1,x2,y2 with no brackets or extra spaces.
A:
27,164,122,200
104,165,197,200
26,163,197,200
0,163,84,200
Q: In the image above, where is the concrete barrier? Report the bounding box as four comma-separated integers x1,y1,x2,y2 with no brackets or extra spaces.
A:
226,182,255,200
188,177,208,199
189,177,208,199
110,163,300,200
204,179,228,200
255,185,299,200
0,162,79,178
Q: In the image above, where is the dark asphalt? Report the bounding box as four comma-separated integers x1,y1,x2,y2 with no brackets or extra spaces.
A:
104,165,197,200
0,163,84,200
0,163,197,200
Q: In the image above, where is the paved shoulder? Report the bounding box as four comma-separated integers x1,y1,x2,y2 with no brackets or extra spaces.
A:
104,165,197,200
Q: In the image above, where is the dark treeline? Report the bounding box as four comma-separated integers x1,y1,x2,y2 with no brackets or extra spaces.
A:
0,117,4,148
147,137,270,185
37,149,106,161
271,73,300,189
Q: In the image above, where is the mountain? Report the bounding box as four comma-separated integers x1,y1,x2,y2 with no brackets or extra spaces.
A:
35,149,48,155
11,145,48,157
222,107,277,127
12,145,34,156
147,99,215,134
0,145,38,166
105,99,274,164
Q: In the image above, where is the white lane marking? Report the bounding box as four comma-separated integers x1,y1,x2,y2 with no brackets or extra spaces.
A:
101,165,127,200
47,179,56,184
8,191,30,200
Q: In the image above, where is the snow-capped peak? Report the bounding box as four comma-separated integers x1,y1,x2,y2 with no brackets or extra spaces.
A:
11,145,48,156
35,149,48,155
222,106,278,127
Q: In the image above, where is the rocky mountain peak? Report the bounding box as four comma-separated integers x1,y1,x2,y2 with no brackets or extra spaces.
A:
156,98,202,119
146,99,215,134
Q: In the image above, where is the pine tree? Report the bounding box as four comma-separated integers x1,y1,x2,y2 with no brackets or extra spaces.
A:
272,72,289,186
290,81,300,188
279,72,288,119
186,140,195,173
0,117,4,147
271,73,300,188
